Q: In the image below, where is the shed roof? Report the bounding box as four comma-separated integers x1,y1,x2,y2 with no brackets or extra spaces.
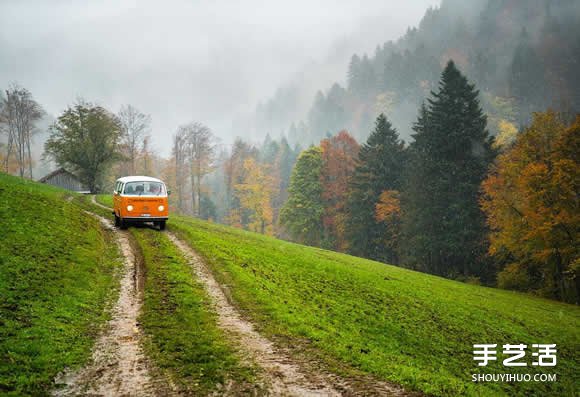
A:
38,167,79,183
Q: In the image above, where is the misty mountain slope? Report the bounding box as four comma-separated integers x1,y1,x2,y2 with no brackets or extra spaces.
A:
254,0,580,145
168,214,579,396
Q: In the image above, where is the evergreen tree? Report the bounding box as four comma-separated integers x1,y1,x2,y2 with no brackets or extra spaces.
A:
401,60,496,279
382,51,405,92
509,28,545,125
347,54,361,92
280,146,324,246
275,136,297,209
259,133,280,163
308,91,329,140
326,83,348,134
346,113,406,263
287,122,298,145
199,193,218,221
357,54,377,99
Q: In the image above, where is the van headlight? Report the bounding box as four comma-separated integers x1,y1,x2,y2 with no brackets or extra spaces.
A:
158,205,165,211
127,205,134,211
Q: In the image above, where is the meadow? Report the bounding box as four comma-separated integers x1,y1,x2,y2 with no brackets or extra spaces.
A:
131,228,257,394
169,215,579,396
0,174,120,395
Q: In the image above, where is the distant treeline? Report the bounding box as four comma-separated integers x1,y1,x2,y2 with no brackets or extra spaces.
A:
1,60,578,303
254,0,580,147
276,62,577,303
171,61,578,304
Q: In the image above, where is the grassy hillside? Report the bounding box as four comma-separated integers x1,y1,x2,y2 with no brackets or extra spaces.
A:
0,174,120,395
93,195,259,392
130,228,257,394
95,194,113,208
168,216,579,396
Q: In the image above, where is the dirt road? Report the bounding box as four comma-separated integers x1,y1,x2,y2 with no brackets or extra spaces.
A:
167,232,408,397
53,208,169,396
74,197,407,396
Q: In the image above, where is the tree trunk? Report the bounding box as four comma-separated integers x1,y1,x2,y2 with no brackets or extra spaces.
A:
4,128,14,172
196,170,202,218
26,129,33,179
190,171,196,215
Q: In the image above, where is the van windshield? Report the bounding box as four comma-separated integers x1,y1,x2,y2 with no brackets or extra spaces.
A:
123,181,165,196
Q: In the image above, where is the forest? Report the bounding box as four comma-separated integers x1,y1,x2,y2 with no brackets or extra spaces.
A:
256,0,580,145
1,0,578,303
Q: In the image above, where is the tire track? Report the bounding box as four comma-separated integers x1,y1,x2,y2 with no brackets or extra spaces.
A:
54,203,167,396
91,196,408,396
167,232,409,396
167,232,340,396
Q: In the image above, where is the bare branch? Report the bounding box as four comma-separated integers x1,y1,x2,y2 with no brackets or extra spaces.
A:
118,104,151,175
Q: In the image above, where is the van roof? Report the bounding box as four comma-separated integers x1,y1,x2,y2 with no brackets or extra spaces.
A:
116,176,164,183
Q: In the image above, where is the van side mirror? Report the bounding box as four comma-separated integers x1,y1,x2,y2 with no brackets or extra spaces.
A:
167,190,172,195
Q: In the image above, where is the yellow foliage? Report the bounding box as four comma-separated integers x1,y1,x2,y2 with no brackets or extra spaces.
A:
235,158,275,235
375,190,401,222
493,119,518,149
374,92,396,118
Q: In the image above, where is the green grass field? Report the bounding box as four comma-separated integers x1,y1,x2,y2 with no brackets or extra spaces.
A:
130,228,257,394
168,215,580,396
94,194,260,392
94,194,113,208
55,193,580,395
0,174,121,395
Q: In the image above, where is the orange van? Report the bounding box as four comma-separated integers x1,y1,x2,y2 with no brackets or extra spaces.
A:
113,176,169,230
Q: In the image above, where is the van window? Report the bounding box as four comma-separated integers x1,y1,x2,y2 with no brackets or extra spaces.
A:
123,181,165,196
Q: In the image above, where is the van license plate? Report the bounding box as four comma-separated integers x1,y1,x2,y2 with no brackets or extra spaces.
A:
141,214,151,217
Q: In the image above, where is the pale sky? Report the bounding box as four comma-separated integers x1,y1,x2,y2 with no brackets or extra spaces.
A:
0,0,440,154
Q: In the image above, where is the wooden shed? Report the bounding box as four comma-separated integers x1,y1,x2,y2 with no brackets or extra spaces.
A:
39,168,90,193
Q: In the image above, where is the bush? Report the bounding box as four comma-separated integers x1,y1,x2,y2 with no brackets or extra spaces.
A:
497,263,533,291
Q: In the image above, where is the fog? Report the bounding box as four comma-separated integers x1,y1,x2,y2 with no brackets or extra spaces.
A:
0,0,439,154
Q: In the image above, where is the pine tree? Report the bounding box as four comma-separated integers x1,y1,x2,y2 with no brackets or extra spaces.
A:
346,113,406,263
509,28,545,125
280,146,324,246
275,137,297,210
308,91,329,140
358,54,377,99
347,54,361,93
401,60,496,279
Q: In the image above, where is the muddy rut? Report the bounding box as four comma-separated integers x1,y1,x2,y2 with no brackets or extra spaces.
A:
167,233,408,397
54,206,165,396
81,197,407,396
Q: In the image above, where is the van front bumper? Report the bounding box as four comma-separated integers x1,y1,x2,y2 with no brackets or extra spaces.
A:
122,216,168,221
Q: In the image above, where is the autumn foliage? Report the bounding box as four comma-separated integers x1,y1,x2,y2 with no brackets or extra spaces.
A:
481,111,579,301
320,130,359,250
235,158,275,235
375,190,402,260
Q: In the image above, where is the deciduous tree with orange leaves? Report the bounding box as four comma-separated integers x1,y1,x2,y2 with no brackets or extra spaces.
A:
481,111,579,302
320,130,359,250
375,190,402,263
